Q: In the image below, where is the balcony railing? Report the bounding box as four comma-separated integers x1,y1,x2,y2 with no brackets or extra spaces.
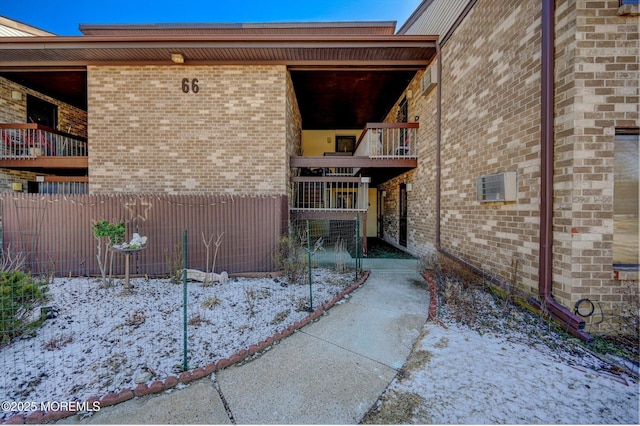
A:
291,177,370,212
354,122,418,159
0,124,87,159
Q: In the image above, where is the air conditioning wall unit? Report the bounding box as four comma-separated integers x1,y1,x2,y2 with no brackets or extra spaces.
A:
476,171,518,202
421,61,438,96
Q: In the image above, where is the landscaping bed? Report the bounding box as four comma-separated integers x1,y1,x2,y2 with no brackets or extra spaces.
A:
1,268,357,420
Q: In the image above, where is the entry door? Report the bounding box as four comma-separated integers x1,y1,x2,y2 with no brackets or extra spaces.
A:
377,189,384,238
399,183,408,247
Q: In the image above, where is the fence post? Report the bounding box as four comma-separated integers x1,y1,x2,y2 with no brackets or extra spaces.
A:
355,215,359,280
182,229,188,371
307,219,313,312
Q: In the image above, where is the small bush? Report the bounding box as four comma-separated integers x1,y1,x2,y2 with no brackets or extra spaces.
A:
270,310,290,326
201,296,221,310
164,242,184,284
42,334,73,351
274,236,307,285
187,312,211,326
334,237,348,273
0,271,48,344
124,310,146,328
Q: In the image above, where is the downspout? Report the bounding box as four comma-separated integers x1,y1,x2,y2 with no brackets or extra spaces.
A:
529,0,591,342
435,41,442,250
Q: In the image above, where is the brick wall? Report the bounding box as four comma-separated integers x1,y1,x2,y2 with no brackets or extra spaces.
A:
553,0,639,312
0,76,88,192
87,65,290,195
0,76,87,138
434,0,543,296
378,71,436,258
382,0,638,319
285,70,302,204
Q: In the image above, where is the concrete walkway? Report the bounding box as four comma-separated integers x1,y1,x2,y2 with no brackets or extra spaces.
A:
60,258,428,424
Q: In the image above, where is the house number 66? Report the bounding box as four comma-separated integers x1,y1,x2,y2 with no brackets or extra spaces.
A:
181,78,199,94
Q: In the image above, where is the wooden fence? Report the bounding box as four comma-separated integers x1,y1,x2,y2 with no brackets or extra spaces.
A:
1,193,288,277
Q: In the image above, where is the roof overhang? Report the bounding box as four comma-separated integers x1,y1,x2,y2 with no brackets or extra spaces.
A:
0,31,438,129
0,34,437,67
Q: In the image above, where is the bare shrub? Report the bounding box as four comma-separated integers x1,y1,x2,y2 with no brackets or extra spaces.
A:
124,310,146,328
164,242,184,284
201,231,224,287
0,244,26,272
420,253,493,328
42,334,73,351
294,296,310,312
274,235,307,285
334,237,348,273
270,310,290,326
244,288,256,317
187,312,211,326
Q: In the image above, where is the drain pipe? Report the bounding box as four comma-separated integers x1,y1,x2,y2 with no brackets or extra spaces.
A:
528,0,591,342
435,41,442,249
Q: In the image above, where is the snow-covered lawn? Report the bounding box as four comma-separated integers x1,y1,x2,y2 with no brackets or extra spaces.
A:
368,321,639,424
1,269,354,418
363,286,640,424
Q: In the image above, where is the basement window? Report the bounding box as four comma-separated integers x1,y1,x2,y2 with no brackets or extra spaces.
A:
613,130,639,271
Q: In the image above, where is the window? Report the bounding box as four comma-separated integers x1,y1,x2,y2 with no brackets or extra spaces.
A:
27,95,58,129
614,131,639,268
335,136,355,153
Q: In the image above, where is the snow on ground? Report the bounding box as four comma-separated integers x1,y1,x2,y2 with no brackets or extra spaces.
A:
395,322,638,424
1,269,354,419
365,307,639,424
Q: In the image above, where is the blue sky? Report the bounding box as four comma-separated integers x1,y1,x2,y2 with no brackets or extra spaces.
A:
0,0,422,36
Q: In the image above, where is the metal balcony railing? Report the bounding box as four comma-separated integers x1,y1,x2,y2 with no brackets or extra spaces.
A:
0,124,88,159
291,177,369,212
354,122,418,159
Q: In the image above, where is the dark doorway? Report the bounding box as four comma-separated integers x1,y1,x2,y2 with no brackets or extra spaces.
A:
399,183,408,247
27,95,58,128
377,189,384,238
397,97,408,147
365,238,415,259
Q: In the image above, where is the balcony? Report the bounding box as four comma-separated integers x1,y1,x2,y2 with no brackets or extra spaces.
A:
290,176,369,219
0,124,88,169
290,122,418,185
354,122,418,159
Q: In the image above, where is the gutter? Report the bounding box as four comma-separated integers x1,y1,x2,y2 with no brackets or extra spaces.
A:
434,0,592,342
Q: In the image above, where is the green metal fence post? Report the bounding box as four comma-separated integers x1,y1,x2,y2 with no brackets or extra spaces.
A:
307,219,313,311
182,229,188,371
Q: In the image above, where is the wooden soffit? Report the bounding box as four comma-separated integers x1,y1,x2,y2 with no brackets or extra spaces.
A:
0,34,437,67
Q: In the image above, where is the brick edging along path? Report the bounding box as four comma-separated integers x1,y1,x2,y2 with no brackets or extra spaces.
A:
5,271,371,425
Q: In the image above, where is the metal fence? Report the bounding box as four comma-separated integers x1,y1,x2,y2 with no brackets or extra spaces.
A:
1,193,289,276
0,199,364,420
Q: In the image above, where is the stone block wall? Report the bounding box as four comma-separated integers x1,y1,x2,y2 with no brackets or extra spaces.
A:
87,65,291,195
